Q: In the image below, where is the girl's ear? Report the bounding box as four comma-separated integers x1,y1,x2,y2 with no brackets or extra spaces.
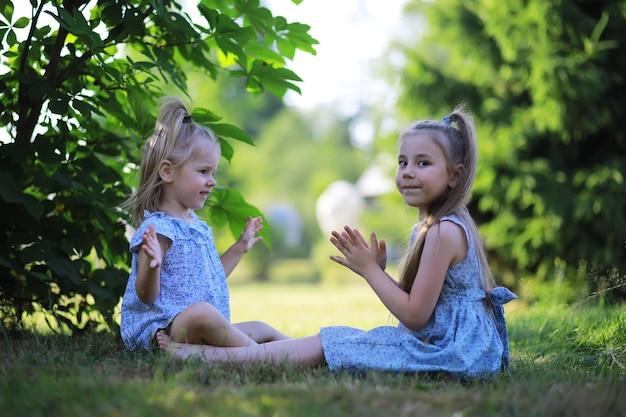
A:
448,164,463,188
159,160,174,183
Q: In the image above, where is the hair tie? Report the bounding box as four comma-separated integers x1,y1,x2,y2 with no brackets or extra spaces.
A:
182,115,192,124
442,115,452,125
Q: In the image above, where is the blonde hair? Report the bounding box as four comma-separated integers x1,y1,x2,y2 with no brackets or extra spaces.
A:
397,104,496,294
125,96,219,227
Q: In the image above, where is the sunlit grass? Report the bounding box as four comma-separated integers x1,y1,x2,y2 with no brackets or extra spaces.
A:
230,281,394,337
229,257,403,337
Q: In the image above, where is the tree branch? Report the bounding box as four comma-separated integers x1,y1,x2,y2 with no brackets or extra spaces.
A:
15,1,46,146
16,2,70,146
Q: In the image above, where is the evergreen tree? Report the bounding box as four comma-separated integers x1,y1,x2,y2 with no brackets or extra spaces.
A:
389,0,626,295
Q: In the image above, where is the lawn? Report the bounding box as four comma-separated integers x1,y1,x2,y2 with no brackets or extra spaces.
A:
1,280,624,417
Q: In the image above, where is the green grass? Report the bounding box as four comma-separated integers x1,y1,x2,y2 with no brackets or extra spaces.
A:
229,281,393,336
1,281,625,417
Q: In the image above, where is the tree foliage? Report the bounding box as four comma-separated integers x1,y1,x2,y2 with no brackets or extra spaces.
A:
0,0,317,331
390,0,626,293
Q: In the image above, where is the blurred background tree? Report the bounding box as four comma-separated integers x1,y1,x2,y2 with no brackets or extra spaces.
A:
375,0,626,301
0,0,317,332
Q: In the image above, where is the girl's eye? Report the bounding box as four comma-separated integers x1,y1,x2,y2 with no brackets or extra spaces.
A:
417,160,428,167
398,160,407,168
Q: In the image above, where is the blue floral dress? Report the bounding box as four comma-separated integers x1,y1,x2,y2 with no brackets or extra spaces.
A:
319,214,517,378
120,211,230,351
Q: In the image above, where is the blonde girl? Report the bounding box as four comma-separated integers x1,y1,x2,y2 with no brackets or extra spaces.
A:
121,96,288,351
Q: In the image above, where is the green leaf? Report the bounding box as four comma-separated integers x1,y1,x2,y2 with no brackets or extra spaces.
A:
101,2,123,26
48,96,70,115
123,10,146,36
207,122,254,145
34,24,51,38
197,4,219,28
281,22,318,55
51,8,104,49
72,98,98,119
13,16,29,29
244,73,263,94
33,137,64,164
0,171,44,219
244,42,286,66
191,107,222,123
6,28,16,45
45,253,82,285
217,137,234,163
275,37,296,60
247,60,302,97
213,15,255,65
127,87,154,134
0,2,13,24
205,187,270,246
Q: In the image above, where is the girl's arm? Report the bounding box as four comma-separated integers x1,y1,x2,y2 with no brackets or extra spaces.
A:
330,221,466,330
220,216,263,277
135,224,169,304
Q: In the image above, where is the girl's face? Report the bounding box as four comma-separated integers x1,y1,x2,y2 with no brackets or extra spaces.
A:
161,139,220,219
395,132,457,214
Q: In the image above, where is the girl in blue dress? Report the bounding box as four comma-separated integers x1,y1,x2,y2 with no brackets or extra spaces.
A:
121,96,289,351
157,105,517,378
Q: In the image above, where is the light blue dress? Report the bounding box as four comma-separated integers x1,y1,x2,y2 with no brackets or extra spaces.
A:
319,214,517,378
120,211,230,351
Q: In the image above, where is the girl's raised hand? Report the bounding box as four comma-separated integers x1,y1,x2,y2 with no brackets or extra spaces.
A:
329,226,382,277
337,228,387,271
141,224,162,269
238,216,263,253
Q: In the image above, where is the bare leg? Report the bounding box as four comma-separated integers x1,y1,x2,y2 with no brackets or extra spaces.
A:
234,321,290,343
157,332,325,367
169,301,257,347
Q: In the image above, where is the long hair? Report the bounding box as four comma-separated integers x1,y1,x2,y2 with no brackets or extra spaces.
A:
397,104,496,294
124,96,219,227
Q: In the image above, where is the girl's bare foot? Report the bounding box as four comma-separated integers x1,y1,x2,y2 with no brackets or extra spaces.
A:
156,331,200,361
156,331,185,359
156,331,172,352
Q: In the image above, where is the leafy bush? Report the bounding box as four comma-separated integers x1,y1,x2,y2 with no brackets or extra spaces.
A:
0,0,317,331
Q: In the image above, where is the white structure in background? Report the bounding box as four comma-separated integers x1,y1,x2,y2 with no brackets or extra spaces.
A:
316,155,395,235
316,180,365,236
355,163,395,198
